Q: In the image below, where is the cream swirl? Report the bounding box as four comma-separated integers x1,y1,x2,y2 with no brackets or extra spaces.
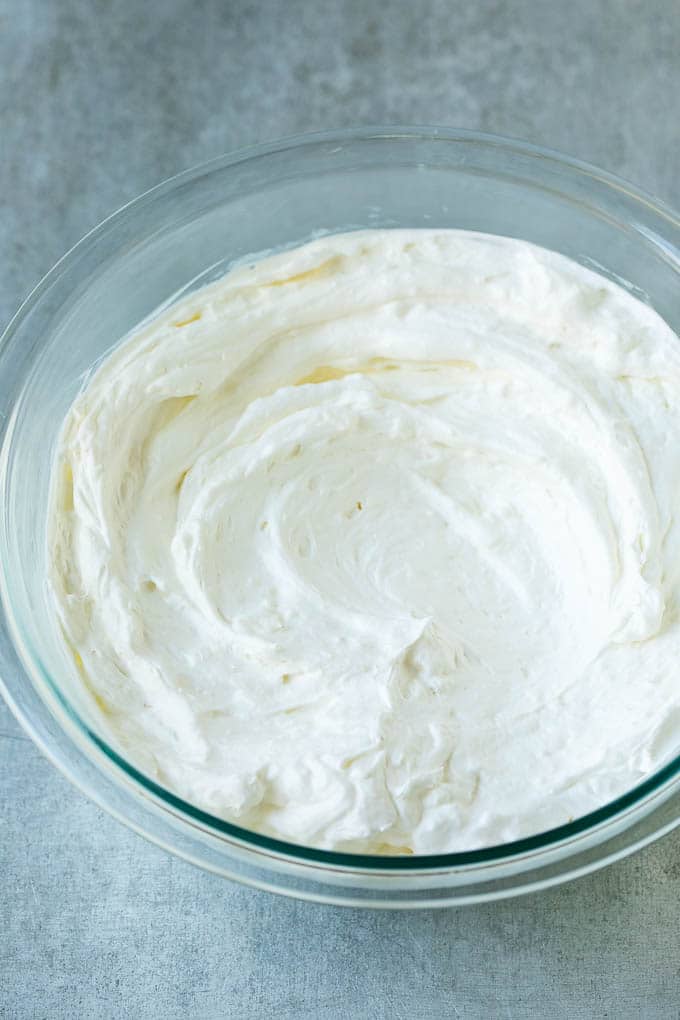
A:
49,229,680,853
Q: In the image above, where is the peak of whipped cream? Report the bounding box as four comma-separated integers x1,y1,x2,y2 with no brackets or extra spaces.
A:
49,229,680,853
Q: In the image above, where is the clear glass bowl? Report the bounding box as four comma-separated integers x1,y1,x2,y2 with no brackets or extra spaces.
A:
1,127,680,908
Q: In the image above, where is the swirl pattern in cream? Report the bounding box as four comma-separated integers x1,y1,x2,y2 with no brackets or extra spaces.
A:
49,230,680,853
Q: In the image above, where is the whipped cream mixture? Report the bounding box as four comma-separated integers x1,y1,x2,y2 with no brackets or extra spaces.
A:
49,230,680,853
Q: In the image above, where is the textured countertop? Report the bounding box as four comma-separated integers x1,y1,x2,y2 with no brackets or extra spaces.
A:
2,1,679,1017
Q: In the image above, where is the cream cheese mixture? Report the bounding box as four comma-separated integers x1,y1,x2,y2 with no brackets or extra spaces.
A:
49,230,680,853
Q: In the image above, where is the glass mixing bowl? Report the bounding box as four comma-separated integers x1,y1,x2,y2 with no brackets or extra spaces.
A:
1,127,680,908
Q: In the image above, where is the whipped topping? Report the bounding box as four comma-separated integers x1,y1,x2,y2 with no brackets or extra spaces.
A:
49,229,680,853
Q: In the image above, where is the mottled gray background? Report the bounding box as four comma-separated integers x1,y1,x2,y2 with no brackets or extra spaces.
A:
1,0,680,1017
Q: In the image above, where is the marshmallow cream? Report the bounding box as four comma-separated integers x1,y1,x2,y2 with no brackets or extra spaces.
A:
49,230,680,853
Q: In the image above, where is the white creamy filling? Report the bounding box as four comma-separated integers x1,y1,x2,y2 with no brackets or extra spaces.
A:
49,229,680,853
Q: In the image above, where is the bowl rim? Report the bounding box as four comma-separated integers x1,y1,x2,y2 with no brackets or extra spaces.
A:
1,123,680,877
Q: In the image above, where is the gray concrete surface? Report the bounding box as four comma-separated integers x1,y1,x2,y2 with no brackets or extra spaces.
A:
1,1,679,1017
